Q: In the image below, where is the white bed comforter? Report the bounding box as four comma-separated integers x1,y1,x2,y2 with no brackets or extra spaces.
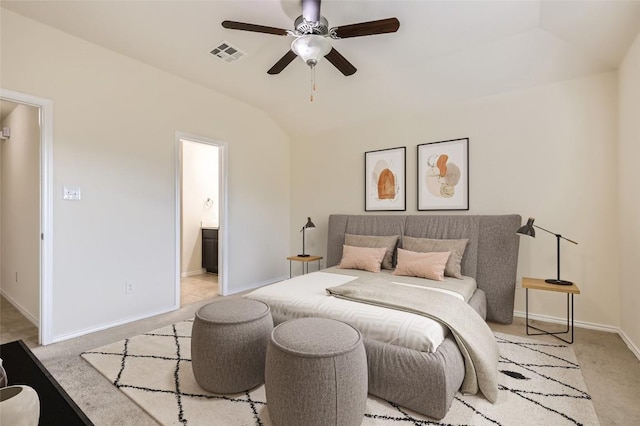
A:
244,270,477,353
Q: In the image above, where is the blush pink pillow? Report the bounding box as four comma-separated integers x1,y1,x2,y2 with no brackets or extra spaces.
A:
393,248,451,281
338,245,388,273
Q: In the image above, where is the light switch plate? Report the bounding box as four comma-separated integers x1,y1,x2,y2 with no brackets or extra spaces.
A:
63,186,81,200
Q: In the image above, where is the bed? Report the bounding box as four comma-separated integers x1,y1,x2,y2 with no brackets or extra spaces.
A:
245,214,521,419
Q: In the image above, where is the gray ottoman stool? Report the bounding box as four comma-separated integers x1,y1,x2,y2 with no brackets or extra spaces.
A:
265,317,368,426
191,298,273,394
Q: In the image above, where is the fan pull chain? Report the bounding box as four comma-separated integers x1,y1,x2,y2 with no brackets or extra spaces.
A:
309,65,316,102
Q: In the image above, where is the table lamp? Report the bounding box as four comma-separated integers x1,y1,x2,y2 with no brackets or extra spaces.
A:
298,217,316,257
517,217,578,285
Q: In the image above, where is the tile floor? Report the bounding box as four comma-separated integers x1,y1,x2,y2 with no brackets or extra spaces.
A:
180,272,219,307
0,273,218,348
0,296,39,348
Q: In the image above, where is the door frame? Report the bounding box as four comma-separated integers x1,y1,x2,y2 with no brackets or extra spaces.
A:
0,88,54,345
174,132,228,301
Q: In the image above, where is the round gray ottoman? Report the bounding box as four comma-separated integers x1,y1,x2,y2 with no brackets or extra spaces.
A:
191,298,273,394
265,317,368,426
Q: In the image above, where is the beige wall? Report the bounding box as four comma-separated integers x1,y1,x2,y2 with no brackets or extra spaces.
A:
181,140,218,276
0,103,41,325
2,7,636,354
291,72,621,330
619,33,640,356
1,10,290,341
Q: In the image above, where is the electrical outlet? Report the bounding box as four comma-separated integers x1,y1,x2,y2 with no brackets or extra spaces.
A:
126,281,134,294
63,186,81,200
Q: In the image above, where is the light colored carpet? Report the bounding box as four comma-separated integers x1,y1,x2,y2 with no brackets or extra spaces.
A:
82,320,599,425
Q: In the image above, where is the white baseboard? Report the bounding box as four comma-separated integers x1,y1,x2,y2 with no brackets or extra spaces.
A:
513,310,640,361
618,329,640,361
0,289,39,327
225,274,289,296
513,310,620,334
180,269,206,278
50,305,178,344
49,274,284,343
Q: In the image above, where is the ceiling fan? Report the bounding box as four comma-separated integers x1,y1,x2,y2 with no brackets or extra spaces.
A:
221,0,400,76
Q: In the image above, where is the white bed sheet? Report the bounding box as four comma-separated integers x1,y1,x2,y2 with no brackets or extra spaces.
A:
244,271,475,353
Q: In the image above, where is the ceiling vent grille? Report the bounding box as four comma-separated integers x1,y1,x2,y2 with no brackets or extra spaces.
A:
210,41,245,63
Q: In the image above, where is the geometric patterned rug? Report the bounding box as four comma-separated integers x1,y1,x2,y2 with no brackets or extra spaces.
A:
81,320,600,425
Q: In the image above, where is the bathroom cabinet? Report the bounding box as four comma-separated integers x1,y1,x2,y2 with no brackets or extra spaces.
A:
202,228,218,274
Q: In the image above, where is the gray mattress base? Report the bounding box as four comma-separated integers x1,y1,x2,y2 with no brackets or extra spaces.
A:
365,288,487,420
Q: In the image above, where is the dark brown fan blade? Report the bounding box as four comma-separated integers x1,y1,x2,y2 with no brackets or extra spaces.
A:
222,20,288,36
302,0,321,23
324,48,357,76
331,17,400,39
267,50,298,75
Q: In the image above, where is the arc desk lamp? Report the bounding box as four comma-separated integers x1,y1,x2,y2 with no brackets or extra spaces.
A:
298,217,316,257
517,217,578,285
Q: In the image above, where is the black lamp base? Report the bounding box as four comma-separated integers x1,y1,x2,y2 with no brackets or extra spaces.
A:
297,254,310,257
545,278,573,286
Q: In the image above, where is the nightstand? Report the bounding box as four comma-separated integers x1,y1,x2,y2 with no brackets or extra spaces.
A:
287,255,322,278
522,277,580,344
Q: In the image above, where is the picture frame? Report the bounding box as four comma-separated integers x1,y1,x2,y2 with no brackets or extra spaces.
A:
417,138,469,211
365,146,406,211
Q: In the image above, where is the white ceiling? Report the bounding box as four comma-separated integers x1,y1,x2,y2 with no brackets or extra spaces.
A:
3,1,640,137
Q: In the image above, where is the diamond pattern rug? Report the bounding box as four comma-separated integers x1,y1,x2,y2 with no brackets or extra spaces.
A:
81,320,599,425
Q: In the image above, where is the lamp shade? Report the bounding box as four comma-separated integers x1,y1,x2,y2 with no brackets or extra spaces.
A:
291,35,331,67
516,217,536,237
303,217,316,230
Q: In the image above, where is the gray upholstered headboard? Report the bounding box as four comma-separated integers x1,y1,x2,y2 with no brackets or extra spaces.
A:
326,214,521,324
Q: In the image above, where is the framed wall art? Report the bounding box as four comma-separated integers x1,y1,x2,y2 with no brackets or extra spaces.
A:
365,146,406,211
417,138,469,211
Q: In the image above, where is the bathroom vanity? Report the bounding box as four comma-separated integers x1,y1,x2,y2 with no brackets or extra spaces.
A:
201,227,218,274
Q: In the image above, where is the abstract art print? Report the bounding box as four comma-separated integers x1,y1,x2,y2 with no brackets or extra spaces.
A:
365,147,406,211
417,138,469,211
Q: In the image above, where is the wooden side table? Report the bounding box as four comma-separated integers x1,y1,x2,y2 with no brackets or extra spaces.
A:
287,255,323,278
522,277,580,344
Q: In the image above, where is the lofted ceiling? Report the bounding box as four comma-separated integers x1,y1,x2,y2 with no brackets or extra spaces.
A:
3,1,640,137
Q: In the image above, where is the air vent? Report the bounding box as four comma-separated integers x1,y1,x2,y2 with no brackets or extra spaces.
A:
210,41,246,63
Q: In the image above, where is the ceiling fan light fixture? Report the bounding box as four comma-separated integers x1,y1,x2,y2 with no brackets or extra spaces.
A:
291,35,331,67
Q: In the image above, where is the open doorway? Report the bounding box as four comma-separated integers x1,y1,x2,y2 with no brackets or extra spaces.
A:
0,89,53,346
175,133,227,306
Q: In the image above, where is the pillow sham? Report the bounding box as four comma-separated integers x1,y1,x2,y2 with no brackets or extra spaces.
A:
401,236,468,279
338,245,388,273
345,234,399,270
392,249,450,281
